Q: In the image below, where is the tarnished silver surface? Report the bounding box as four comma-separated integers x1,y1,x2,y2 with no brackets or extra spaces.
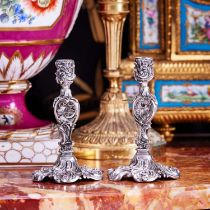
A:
108,57,180,182
32,60,103,183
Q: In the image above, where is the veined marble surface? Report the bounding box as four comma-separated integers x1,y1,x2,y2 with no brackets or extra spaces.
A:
0,146,209,210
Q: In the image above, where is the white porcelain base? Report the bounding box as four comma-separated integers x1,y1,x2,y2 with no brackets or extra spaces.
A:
0,124,60,164
0,138,60,165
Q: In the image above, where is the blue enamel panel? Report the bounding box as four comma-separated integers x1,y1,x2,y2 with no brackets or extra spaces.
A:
180,0,210,51
155,80,210,108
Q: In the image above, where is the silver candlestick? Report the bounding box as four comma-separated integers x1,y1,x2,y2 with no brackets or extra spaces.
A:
32,59,103,183
108,57,180,182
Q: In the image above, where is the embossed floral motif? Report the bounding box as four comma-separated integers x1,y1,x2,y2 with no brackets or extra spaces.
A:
0,0,36,24
108,57,180,182
32,60,103,183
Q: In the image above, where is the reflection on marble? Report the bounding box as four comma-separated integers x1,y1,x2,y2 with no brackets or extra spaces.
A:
0,146,209,210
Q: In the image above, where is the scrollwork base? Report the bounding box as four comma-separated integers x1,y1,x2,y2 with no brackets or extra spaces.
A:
108,149,180,182
33,154,103,183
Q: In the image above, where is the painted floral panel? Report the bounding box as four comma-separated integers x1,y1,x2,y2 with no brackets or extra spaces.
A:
162,84,210,103
0,0,64,28
142,0,159,45
186,6,210,43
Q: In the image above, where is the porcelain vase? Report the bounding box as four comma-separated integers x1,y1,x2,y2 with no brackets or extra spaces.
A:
0,0,83,164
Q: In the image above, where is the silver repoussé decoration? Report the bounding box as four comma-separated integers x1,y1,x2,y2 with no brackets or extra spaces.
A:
108,57,180,182
32,59,103,183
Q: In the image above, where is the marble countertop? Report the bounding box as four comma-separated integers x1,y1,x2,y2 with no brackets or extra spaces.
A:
0,146,209,210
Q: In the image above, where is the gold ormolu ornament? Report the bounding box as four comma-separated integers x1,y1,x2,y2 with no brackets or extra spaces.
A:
73,0,165,160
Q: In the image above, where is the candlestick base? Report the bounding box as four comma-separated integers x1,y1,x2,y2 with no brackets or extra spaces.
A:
32,154,103,183
108,149,180,182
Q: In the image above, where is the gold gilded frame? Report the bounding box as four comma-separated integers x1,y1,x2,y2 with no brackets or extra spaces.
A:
172,0,210,60
191,0,210,5
130,0,165,58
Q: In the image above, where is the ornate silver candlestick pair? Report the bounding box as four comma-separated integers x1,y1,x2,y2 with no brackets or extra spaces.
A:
32,58,179,183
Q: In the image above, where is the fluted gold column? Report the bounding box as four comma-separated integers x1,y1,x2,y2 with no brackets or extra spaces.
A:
72,0,138,160
73,0,164,160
